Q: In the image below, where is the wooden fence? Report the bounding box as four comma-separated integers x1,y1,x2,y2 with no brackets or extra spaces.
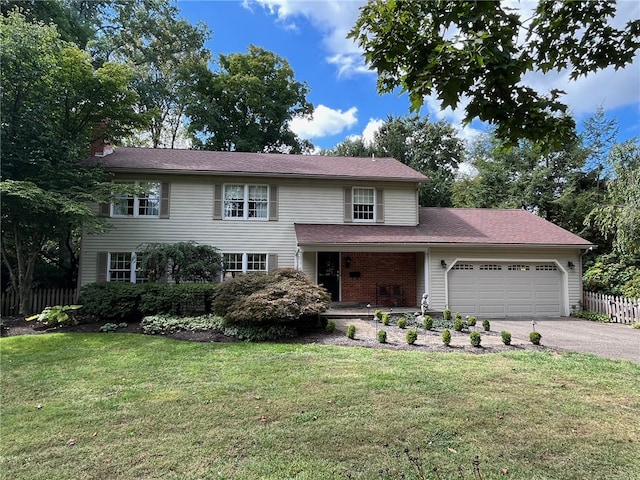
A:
1,288,77,317
582,291,640,324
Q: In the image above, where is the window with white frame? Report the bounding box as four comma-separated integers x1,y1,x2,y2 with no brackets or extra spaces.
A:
108,252,146,283
223,253,268,278
112,181,160,217
353,187,375,221
224,184,269,220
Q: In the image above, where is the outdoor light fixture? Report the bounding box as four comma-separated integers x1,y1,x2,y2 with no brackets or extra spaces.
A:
345,256,352,268
441,259,447,269
568,261,575,269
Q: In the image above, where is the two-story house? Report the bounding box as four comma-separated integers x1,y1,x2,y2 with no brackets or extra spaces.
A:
80,146,594,317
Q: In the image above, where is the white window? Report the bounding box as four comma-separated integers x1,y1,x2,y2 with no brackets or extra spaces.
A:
108,252,146,283
479,264,502,271
224,184,269,220
353,187,375,221
536,264,557,271
223,253,268,278
112,181,160,217
452,264,474,270
508,265,530,271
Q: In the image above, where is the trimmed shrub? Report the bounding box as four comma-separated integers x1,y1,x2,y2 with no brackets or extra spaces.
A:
397,317,407,329
529,331,542,345
633,322,640,329
501,330,512,345
374,309,383,321
406,329,418,345
467,316,477,327
482,319,491,331
470,331,481,347
422,315,433,330
326,321,336,333
346,324,356,339
377,329,387,343
443,308,452,320
442,328,451,346
381,313,390,325
453,318,464,332
454,312,462,322
78,282,143,321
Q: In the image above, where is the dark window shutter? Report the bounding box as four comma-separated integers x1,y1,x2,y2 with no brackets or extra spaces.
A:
160,182,170,218
268,254,278,272
344,188,352,223
98,202,111,217
376,188,384,223
269,185,278,221
213,184,223,220
96,252,108,283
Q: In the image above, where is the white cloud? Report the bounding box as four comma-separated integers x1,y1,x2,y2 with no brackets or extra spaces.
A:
290,104,358,139
361,118,384,146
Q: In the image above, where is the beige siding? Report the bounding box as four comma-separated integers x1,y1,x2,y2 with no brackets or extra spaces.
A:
428,247,584,316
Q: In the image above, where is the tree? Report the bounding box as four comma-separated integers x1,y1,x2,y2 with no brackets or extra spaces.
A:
350,1,640,150
187,45,314,153
137,242,222,284
1,11,141,313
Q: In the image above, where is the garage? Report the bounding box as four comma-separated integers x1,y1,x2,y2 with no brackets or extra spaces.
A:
447,262,563,317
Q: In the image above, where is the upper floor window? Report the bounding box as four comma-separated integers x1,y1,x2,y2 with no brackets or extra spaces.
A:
112,181,160,217
353,188,375,221
224,184,269,220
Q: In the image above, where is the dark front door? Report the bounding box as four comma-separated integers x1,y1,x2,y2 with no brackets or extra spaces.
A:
317,252,340,301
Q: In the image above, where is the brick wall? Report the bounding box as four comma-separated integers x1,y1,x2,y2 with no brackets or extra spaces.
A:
340,252,417,307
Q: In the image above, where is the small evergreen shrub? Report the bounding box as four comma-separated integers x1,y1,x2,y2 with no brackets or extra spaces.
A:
633,322,640,329
346,324,356,339
381,313,390,325
454,312,462,322
467,316,477,327
442,328,451,346
501,330,512,345
406,329,418,345
453,318,464,332
397,317,407,329
326,320,336,333
377,329,387,343
443,308,452,320
374,309,383,321
482,319,491,331
529,331,542,345
470,331,481,347
422,315,433,330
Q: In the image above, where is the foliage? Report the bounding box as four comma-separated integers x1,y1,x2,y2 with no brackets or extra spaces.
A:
374,309,383,321
396,317,407,329
381,312,390,325
467,316,477,327
141,314,223,335
326,321,336,333
138,241,222,284
572,311,612,323
25,305,82,327
633,323,640,329
482,319,491,332
346,324,356,340
406,329,418,345
212,269,331,326
529,331,542,345
187,45,313,153
443,308,452,321
442,329,451,347
470,331,482,348
99,322,127,333
422,315,433,331
501,331,512,346
377,329,387,344
582,253,640,297
453,318,465,332
350,1,639,151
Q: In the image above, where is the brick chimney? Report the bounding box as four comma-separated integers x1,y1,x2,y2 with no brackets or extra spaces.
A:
90,121,114,157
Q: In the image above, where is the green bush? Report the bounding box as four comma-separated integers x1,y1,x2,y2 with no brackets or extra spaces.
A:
346,324,356,339
326,320,336,333
454,312,462,322
26,305,82,327
453,318,464,332
212,269,331,327
377,329,387,343
422,315,433,330
633,322,640,329
381,313,390,325
572,310,611,323
397,317,407,329
482,319,491,331
442,328,451,346
470,331,481,347
141,314,224,335
78,282,142,321
406,329,418,345
443,308,452,320
501,330,512,345
529,331,542,345
374,309,383,321
467,316,477,327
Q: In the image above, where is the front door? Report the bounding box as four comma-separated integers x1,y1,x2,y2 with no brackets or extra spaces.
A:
317,252,340,301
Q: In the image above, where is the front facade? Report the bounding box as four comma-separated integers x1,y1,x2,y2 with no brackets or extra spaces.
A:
80,147,594,317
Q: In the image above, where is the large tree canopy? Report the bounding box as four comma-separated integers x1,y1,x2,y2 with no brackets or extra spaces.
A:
350,0,640,150
187,45,314,153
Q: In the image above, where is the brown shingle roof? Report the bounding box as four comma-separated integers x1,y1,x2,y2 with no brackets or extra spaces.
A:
84,147,428,182
295,208,593,247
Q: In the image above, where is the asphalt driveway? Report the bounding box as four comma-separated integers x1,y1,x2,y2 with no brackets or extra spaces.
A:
488,317,640,362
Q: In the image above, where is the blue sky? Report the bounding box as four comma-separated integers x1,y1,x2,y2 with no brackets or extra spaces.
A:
177,0,640,151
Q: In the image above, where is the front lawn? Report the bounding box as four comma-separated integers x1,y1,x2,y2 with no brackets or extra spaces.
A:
1,333,639,479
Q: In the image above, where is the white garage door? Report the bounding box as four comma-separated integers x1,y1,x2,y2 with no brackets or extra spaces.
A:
448,262,562,317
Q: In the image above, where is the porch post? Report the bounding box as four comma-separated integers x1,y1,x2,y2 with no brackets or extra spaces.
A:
424,249,430,302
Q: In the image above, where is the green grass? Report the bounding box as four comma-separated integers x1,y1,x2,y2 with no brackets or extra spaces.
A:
2,333,639,479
